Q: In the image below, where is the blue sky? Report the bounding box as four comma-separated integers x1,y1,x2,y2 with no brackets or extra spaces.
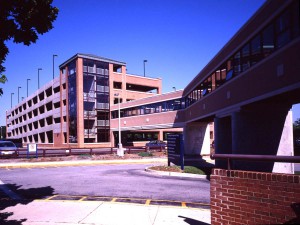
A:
1,0,299,125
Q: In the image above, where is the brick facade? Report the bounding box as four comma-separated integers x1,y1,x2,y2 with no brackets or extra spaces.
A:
210,169,300,225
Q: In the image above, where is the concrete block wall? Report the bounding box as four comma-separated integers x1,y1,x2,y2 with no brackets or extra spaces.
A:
210,169,300,225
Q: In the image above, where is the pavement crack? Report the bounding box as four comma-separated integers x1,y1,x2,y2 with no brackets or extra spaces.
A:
78,202,103,224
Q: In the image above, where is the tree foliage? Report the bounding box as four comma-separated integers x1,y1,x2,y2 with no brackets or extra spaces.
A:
0,74,8,96
0,0,58,95
294,118,300,130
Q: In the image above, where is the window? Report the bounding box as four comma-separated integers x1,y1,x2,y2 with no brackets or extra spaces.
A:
262,24,275,57
251,35,262,66
233,51,241,75
276,9,291,48
241,43,250,72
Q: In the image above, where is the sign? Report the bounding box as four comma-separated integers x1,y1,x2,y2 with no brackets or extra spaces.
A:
27,143,38,158
167,134,184,170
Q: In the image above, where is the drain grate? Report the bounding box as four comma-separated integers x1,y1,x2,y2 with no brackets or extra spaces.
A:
84,196,114,202
115,198,147,204
50,195,83,201
185,202,210,209
150,200,182,207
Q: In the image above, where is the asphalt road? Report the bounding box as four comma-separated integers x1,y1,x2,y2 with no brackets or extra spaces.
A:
0,163,210,203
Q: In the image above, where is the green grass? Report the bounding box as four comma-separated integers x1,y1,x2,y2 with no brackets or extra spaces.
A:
182,166,206,175
149,165,206,175
138,152,153,157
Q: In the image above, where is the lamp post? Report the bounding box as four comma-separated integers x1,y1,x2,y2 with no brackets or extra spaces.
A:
114,93,123,156
38,68,42,89
18,86,21,103
11,92,14,108
53,54,58,79
143,60,147,77
0,126,2,139
27,78,30,97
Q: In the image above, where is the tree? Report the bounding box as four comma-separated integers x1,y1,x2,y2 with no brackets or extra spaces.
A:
294,118,300,130
0,0,58,95
0,74,7,96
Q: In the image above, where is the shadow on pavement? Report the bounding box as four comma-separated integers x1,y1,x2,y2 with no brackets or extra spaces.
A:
0,183,54,225
178,216,210,225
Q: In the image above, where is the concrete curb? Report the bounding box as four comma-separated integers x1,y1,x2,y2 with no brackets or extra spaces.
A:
0,158,167,169
145,167,208,180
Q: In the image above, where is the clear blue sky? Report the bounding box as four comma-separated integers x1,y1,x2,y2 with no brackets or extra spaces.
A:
1,0,299,125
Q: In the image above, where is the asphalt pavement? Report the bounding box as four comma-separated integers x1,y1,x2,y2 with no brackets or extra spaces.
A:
0,157,212,225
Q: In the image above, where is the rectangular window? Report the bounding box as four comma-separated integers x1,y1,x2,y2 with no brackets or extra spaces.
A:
262,24,275,57
276,9,291,48
233,51,241,75
241,43,250,72
251,34,262,66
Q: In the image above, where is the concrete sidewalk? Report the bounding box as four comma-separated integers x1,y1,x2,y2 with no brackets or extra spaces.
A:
0,158,168,169
1,200,211,225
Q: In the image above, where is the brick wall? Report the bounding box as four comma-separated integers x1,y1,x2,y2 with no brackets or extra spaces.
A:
210,169,300,225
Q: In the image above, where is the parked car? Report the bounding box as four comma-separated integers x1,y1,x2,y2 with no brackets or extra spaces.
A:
0,141,18,155
145,140,167,149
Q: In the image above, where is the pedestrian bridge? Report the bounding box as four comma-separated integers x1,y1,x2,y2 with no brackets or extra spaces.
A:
111,0,300,173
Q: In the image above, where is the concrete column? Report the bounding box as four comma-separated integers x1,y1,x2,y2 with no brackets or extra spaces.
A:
273,110,294,173
158,130,163,141
214,117,232,169
231,103,293,173
184,122,210,155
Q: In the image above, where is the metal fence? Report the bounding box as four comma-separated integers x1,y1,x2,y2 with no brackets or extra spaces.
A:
0,146,166,159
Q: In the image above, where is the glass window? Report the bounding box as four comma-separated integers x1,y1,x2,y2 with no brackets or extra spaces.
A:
251,34,262,66
233,51,241,75
262,24,275,57
241,43,250,72
276,9,291,48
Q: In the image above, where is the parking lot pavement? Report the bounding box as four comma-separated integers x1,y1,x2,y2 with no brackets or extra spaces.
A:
1,200,211,225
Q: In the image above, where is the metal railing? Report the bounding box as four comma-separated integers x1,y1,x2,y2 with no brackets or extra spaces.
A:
0,146,165,159
211,154,300,170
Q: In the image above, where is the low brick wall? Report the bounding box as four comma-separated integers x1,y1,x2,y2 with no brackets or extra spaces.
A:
210,169,300,225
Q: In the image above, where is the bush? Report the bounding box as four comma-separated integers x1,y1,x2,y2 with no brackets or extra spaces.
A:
138,152,153,157
183,166,205,175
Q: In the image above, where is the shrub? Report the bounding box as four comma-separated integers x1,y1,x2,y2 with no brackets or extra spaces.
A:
138,152,153,157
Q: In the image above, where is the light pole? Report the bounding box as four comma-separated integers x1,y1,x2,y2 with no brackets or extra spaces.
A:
0,126,2,139
53,54,58,79
38,68,42,89
27,78,30,97
11,92,14,107
18,86,21,103
114,93,123,156
143,60,147,77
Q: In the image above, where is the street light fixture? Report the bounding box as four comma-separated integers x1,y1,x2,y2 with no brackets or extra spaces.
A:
143,60,147,77
53,54,58,79
18,86,21,103
38,68,42,89
27,78,30,97
173,87,176,92
11,92,14,108
114,93,123,156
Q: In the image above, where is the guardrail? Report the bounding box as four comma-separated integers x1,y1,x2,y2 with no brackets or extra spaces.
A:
210,154,300,170
0,146,166,159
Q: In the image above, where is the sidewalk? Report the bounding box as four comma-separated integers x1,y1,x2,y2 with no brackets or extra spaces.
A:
0,157,168,169
1,199,211,225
